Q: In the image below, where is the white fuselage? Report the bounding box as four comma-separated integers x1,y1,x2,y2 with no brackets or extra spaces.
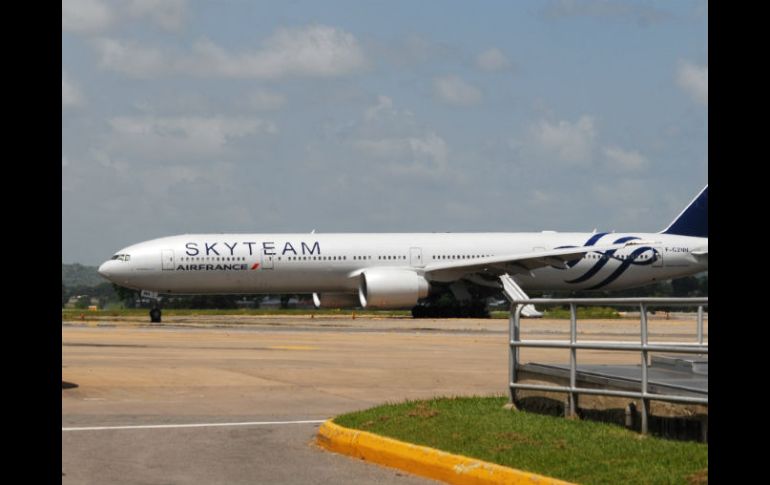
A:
98,232,708,295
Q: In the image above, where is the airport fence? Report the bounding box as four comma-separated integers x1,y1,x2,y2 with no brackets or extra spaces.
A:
506,297,708,435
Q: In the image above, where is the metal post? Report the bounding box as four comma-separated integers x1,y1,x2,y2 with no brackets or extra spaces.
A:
568,303,578,418
625,402,636,429
640,303,649,434
508,302,515,405
697,305,704,345
508,303,522,407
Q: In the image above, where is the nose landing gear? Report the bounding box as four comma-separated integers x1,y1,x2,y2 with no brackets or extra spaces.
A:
141,290,163,323
149,306,162,323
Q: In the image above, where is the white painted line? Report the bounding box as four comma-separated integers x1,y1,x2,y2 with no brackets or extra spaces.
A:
63,419,326,432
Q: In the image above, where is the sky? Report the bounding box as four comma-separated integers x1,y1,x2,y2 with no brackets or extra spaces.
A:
62,0,707,266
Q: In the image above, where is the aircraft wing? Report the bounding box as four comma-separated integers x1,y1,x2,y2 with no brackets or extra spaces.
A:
423,243,628,282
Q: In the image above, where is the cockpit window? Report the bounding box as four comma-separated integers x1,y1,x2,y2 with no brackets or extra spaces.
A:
111,254,131,262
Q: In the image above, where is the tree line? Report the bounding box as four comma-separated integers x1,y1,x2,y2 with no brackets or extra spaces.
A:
62,274,707,310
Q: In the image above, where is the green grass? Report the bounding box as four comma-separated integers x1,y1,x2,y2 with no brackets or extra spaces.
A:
543,306,621,319
490,307,622,319
334,396,707,485
61,308,411,319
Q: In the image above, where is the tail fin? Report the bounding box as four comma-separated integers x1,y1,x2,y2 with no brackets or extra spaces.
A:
660,185,708,237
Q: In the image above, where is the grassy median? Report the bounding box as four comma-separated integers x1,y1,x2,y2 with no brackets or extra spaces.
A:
334,396,707,485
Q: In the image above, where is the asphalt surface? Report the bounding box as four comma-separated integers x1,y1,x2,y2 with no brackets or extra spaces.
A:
62,315,706,484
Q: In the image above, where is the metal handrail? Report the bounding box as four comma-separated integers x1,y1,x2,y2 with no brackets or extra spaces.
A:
507,297,708,434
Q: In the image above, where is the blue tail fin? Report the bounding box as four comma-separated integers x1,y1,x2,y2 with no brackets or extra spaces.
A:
661,186,708,237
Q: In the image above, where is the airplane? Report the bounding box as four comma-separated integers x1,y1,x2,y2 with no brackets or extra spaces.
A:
98,185,708,321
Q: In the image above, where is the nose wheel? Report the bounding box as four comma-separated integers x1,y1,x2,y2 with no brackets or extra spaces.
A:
149,307,162,323
140,290,163,323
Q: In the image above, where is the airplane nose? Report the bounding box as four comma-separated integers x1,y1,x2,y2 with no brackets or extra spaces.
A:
98,261,112,279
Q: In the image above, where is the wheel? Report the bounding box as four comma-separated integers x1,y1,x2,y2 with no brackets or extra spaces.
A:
149,308,162,323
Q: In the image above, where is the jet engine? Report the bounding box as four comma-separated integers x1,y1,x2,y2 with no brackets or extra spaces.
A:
312,292,361,309
358,269,430,309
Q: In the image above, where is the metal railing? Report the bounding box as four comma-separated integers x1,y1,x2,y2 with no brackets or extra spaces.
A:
507,298,708,434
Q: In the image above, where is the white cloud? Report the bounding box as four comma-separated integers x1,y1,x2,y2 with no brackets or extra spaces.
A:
94,25,366,79
187,25,366,79
364,95,396,121
529,115,596,163
347,97,450,176
433,75,482,106
126,0,187,31
95,38,168,78
476,48,511,71
603,145,648,171
63,0,188,35
62,0,114,34
107,115,277,161
62,72,84,109
248,90,286,111
353,132,448,175
677,61,708,106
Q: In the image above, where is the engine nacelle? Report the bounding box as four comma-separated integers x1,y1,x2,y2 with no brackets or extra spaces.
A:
312,292,361,309
358,269,430,309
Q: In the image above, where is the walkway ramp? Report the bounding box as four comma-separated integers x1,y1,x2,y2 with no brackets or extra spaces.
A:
499,274,543,317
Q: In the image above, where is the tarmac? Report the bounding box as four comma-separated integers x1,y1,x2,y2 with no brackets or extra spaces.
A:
62,314,706,484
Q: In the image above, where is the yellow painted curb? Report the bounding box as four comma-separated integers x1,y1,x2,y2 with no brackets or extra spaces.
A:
316,420,576,485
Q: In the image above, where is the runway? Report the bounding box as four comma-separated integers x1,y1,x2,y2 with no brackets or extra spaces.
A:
62,315,705,484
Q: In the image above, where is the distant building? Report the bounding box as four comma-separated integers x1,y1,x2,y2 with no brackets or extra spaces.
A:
65,296,100,309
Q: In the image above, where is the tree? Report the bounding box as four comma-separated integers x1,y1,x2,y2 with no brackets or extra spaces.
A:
112,284,139,306
75,295,91,309
699,275,708,295
62,282,69,308
671,276,700,297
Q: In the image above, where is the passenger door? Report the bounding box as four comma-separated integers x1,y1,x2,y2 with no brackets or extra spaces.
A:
161,249,175,270
410,247,424,267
